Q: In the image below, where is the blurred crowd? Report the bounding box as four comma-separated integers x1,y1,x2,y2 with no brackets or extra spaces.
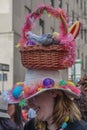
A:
0,94,36,130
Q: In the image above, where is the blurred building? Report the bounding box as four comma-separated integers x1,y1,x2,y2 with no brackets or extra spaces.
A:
62,0,87,80
0,0,25,91
1,0,86,91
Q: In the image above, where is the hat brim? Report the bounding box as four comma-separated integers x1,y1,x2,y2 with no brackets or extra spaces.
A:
0,112,10,118
24,70,80,100
25,88,80,100
2,90,21,104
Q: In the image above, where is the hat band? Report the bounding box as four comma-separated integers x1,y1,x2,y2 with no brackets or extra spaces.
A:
0,109,7,113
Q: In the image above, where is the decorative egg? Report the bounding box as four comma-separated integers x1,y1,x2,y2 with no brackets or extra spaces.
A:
26,40,36,46
59,80,67,86
43,78,55,88
61,122,67,129
67,81,75,86
16,82,23,85
12,86,22,99
64,116,69,122
24,86,30,95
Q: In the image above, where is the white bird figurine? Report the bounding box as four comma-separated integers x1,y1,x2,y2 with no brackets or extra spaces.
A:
26,31,47,44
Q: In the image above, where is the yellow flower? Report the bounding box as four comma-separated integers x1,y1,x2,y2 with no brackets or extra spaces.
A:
15,43,20,48
67,81,75,87
48,14,51,17
54,83,58,88
38,88,43,92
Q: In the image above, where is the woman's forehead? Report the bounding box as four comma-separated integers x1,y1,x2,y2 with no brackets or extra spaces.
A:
28,91,50,101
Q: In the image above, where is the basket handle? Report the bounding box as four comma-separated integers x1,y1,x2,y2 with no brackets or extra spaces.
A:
22,5,68,39
19,5,81,47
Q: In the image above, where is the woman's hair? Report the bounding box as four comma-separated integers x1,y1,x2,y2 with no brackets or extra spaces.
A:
8,104,23,130
13,104,23,126
76,75,87,92
52,92,81,127
35,91,81,129
75,75,87,122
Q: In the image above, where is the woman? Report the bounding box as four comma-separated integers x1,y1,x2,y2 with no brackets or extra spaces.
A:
9,70,87,130
75,75,87,122
75,91,87,122
0,95,17,130
24,84,87,130
8,103,23,130
4,4,87,130
21,106,29,123
2,90,23,130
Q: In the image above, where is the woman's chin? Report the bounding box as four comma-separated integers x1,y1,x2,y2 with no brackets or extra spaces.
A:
37,114,42,120
37,114,46,121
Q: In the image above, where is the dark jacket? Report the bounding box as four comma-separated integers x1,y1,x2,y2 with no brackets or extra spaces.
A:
24,118,87,130
0,118,17,130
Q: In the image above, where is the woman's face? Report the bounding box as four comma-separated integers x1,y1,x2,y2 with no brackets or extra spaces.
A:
7,104,15,117
28,91,56,122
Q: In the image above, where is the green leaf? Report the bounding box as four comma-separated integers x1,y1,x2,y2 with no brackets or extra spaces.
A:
19,99,27,106
59,80,67,86
37,9,40,14
44,10,47,14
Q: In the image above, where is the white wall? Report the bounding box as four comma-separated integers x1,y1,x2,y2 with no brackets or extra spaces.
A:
0,0,12,32
0,33,14,91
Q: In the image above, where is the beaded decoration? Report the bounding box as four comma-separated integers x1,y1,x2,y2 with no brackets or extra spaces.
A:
59,116,69,130
38,116,69,130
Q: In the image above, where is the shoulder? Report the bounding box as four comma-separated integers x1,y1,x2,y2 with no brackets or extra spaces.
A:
24,118,36,130
67,120,87,130
0,124,4,130
78,120,87,129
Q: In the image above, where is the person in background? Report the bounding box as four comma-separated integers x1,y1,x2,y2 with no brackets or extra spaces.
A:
1,89,23,130
0,90,1,95
75,75,87,122
0,95,17,130
21,106,29,123
76,75,87,93
8,103,23,130
28,108,36,120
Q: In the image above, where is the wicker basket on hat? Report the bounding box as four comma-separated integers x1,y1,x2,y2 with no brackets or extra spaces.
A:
20,45,69,70
19,5,76,70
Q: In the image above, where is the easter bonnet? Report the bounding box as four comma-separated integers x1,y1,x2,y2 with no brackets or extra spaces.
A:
8,4,81,102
